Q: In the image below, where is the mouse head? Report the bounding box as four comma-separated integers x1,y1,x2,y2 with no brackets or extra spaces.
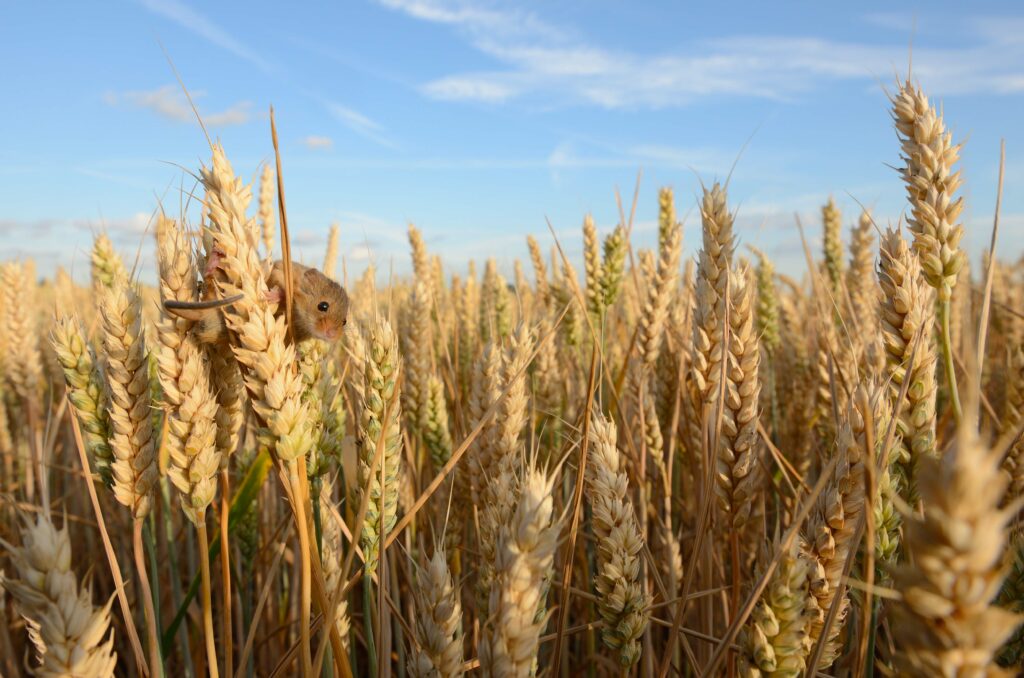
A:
298,268,349,342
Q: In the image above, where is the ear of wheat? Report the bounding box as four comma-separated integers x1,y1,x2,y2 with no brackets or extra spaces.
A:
480,463,562,678
201,143,312,464
893,420,1021,675
357,317,403,576
587,413,651,667
155,215,221,525
878,228,938,496
892,79,965,301
52,316,114,486
1,513,117,678
739,539,815,677
99,276,157,519
407,544,463,678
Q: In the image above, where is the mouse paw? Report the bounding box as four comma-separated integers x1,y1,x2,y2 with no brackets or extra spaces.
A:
264,286,284,304
204,247,227,277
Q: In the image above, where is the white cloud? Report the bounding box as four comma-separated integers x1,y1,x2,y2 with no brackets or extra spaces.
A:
75,212,155,237
327,103,397,148
301,135,334,150
376,0,562,42
422,77,517,103
545,141,729,175
137,0,275,73
377,1,1024,107
106,84,253,126
349,244,373,261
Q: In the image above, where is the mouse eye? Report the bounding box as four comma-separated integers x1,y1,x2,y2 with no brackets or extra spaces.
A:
317,301,329,312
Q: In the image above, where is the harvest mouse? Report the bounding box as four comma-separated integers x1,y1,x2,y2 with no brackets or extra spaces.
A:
165,258,349,345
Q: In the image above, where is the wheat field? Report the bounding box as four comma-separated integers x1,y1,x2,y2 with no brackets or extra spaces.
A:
0,75,1021,678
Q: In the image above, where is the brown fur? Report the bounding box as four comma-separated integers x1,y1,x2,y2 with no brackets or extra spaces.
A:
164,260,349,345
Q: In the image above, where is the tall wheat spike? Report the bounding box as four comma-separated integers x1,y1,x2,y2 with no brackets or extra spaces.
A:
692,182,735,410
155,215,221,524
258,163,276,257
323,223,340,279
878,228,937,494
479,463,562,678
803,384,871,668
822,197,845,298
892,79,965,301
407,544,464,678
90,233,127,293
200,144,312,464
52,316,114,485
3,261,43,399
715,264,763,530
739,539,815,678
357,317,403,576
99,277,157,519
893,417,1022,675
587,413,651,667
1,513,117,678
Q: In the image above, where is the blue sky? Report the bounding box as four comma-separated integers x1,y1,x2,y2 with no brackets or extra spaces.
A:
1,0,1021,282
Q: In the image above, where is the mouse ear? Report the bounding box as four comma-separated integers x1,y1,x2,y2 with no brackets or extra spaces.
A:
303,267,319,283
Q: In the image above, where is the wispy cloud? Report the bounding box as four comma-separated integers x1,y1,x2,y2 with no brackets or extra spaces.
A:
136,0,276,73
326,103,397,148
378,1,1024,107
546,141,729,175
105,84,253,126
301,135,334,150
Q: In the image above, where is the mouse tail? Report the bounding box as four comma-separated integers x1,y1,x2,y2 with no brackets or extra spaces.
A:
164,293,243,320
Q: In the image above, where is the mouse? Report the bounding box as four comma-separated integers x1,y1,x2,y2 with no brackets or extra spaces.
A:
164,256,349,345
